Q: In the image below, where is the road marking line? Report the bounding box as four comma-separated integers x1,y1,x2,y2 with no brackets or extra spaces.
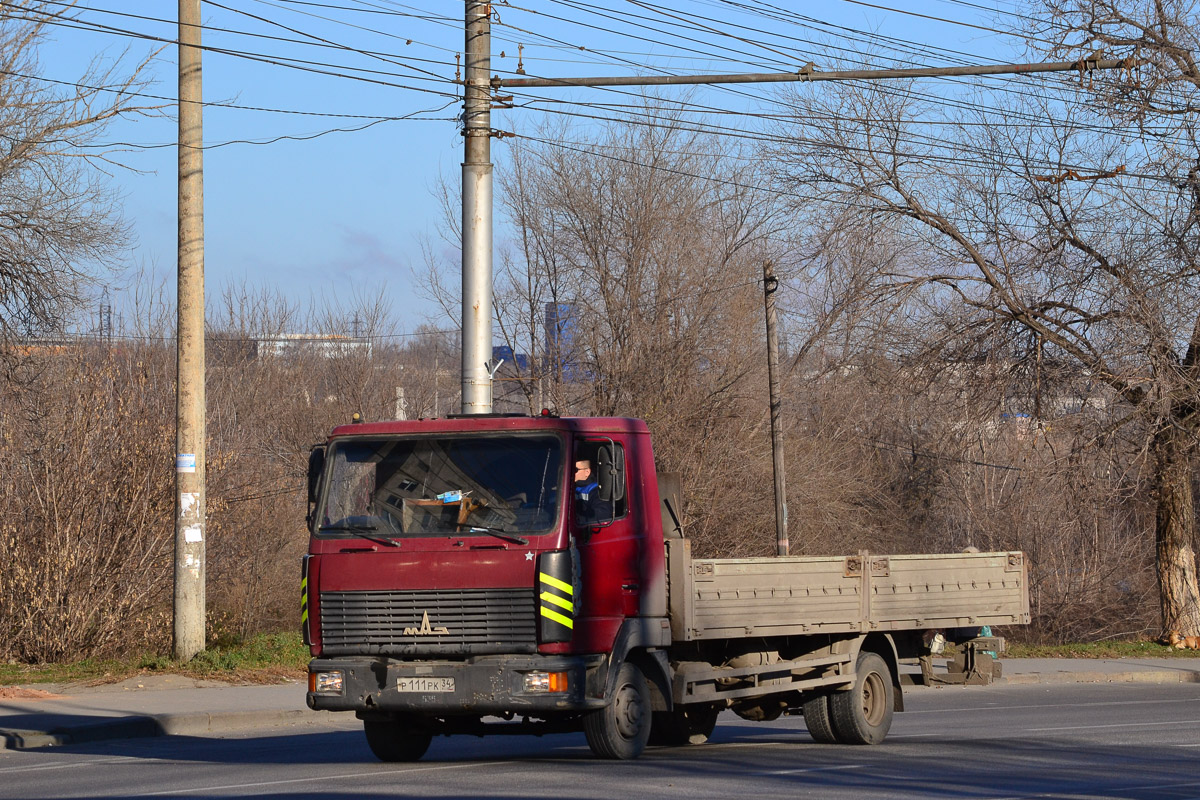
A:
886,733,940,738
979,780,1200,800
1030,720,1200,732
699,741,796,749
768,765,865,776
131,760,510,796
908,696,1200,715
0,756,139,774
1116,781,1200,792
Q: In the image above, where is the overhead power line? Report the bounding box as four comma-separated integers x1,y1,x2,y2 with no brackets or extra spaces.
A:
0,5,461,96
30,0,455,69
497,55,1133,89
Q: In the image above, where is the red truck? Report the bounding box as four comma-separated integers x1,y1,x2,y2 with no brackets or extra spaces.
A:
303,413,1029,760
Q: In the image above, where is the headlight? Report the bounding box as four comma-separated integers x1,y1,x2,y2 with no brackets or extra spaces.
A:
310,670,345,695
523,670,568,693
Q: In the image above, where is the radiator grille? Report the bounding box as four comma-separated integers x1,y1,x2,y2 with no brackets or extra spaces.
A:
319,588,537,655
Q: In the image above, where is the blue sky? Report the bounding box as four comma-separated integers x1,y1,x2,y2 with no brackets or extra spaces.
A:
41,1,1026,334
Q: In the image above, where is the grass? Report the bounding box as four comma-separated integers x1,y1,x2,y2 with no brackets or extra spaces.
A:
0,632,310,687
2,633,1197,687
1005,639,1200,659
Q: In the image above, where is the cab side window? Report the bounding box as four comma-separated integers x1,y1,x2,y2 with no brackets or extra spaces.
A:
574,441,626,526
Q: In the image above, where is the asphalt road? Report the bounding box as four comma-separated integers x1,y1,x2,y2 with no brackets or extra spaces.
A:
2,683,1199,800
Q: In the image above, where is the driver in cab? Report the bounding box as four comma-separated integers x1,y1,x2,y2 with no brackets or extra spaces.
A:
574,459,602,524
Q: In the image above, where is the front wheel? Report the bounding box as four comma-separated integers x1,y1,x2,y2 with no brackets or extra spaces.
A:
363,718,433,762
584,661,651,759
829,651,894,745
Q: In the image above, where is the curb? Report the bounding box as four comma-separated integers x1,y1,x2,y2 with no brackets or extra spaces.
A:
1000,669,1200,686
0,709,339,752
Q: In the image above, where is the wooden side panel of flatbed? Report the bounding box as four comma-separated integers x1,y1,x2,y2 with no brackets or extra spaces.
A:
666,538,1030,642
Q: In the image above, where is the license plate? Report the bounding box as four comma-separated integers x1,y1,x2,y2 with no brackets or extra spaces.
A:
397,676,454,693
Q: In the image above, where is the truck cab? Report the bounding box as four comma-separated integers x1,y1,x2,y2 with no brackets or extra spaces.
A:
304,414,670,760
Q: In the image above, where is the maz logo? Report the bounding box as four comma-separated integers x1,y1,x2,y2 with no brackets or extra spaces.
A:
404,610,449,636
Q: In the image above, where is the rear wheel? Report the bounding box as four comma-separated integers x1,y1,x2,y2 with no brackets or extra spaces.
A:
801,692,838,744
363,718,433,762
649,703,721,746
829,652,894,745
584,661,651,759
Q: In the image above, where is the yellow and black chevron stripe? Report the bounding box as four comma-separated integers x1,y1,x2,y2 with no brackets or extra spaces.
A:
539,572,574,629
300,556,311,646
537,550,575,643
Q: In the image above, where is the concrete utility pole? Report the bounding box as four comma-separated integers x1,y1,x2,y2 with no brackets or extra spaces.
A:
461,1,493,414
175,0,206,661
763,263,788,556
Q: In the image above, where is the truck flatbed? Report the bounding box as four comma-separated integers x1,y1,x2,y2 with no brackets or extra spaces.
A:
668,539,1030,641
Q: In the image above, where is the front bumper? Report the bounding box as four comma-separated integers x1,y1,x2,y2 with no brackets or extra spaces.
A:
307,653,607,715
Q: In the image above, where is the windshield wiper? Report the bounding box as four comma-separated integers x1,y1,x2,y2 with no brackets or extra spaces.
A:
454,523,529,546
319,523,401,548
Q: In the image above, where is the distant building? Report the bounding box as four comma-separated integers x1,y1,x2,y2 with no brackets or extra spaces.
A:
255,333,372,360
545,303,575,361
492,345,529,372
545,302,587,381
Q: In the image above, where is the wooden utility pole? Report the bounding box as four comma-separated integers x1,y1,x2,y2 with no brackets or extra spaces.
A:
175,0,206,661
763,263,788,556
1034,331,1044,422
461,1,493,414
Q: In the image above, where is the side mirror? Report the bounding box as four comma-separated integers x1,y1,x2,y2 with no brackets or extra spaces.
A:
595,445,625,503
307,445,326,506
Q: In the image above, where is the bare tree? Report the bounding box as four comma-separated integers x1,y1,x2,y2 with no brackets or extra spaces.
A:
0,3,153,348
487,110,790,554
772,37,1200,636
395,325,459,418
1027,0,1200,638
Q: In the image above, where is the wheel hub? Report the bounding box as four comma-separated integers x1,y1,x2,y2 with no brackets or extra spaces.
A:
862,671,886,726
614,683,645,738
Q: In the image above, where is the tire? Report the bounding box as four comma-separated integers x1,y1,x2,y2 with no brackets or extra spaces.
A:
801,692,838,744
829,651,894,745
649,703,720,746
363,718,433,762
584,661,651,759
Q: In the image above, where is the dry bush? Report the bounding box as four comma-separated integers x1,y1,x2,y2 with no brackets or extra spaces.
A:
0,294,1165,655
918,429,1156,643
0,277,437,661
203,287,413,640
765,348,1160,644
782,377,911,556
0,343,174,661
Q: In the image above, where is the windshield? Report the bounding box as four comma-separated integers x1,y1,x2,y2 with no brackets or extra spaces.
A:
317,434,563,537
